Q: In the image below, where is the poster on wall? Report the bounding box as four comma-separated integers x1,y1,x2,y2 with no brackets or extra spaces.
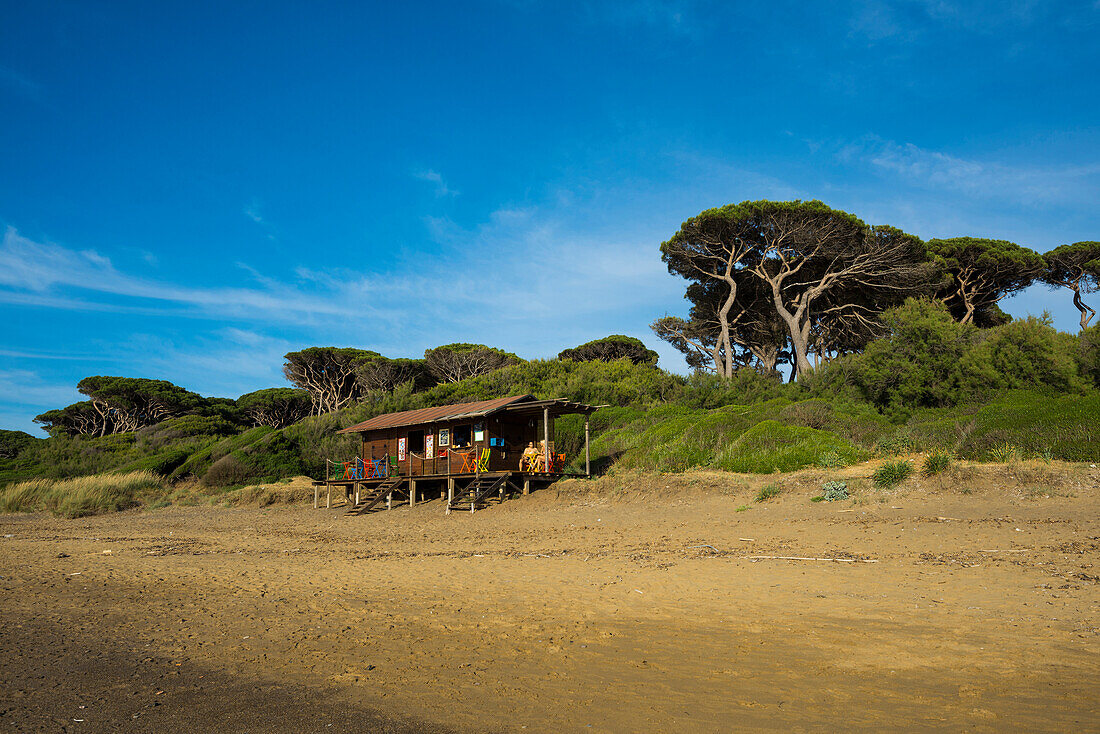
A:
398,437,406,461
438,428,450,447
425,434,434,459
473,422,484,442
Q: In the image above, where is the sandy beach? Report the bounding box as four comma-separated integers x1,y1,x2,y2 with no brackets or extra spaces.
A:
2,465,1099,732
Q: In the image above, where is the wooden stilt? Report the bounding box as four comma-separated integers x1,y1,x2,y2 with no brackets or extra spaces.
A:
326,484,331,508
585,417,590,477
523,478,530,495
410,480,417,506
446,478,454,515
314,485,319,509
543,406,550,474
387,492,392,510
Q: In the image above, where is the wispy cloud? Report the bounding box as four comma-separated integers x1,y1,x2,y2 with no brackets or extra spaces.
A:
414,169,459,197
845,0,1089,42
0,226,356,322
835,136,1100,206
0,369,81,410
244,198,277,239
0,65,42,99
0,348,126,362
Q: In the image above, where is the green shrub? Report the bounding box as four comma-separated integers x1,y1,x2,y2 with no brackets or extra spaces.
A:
873,460,912,488
921,449,953,476
814,300,1093,417
955,315,1087,397
716,421,864,474
875,431,919,456
821,481,849,501
817,451,849,468
1080,325,1100,388
755,483,783,502
678,370,792,409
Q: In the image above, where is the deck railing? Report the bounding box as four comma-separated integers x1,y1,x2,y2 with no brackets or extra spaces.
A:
326,449,576,481
326,457,396,481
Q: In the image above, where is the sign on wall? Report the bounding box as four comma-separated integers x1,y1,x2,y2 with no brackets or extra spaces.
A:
473,422,484,442
425,434,434,459
438,428,450,447
398,437,406,461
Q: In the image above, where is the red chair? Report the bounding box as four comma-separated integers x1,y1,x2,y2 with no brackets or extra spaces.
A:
458,450,477,473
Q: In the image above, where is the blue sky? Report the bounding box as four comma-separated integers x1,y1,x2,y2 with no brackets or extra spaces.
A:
2,0,1098,433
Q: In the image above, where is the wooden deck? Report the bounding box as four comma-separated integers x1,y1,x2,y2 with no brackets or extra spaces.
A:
310,471,578,513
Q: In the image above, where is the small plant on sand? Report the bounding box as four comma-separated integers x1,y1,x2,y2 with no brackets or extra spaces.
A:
873,460,912,488
735,504,750,512
989,442,1022,463
754,483,783,502
921,449,953,477
821,481,850,501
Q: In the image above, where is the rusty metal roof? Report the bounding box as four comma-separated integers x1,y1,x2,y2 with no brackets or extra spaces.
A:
337,395,535,433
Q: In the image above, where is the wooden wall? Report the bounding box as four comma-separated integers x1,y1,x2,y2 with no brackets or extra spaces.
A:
357,413,556,477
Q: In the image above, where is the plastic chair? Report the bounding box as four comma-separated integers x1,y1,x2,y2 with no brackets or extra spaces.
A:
389,455,400,476
459,450,477,473
478,448,490,472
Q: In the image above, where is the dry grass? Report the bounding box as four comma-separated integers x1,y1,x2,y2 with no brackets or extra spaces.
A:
0,471,164,518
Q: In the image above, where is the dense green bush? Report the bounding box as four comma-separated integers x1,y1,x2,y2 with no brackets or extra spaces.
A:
812,300,1094,417
955,315,1086,396
903,391,1100,461
1081,325,1100,388
677,370,792,409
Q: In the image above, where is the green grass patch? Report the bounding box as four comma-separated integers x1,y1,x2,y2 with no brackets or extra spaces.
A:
873,460,913,488
921,449,953,476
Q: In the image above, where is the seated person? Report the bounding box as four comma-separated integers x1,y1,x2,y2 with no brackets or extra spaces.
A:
520,442,540,470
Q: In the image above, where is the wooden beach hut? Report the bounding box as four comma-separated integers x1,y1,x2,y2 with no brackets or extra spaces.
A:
314,395,599,514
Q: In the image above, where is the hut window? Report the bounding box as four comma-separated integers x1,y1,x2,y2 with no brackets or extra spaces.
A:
452,424,471,447
407,429,425,453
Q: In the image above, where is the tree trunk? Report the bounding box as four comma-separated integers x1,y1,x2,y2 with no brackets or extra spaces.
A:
1073,288,1095,330
716,280,737,378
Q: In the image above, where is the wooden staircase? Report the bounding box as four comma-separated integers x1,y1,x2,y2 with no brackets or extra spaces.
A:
447,473,514,513
345,476,406,515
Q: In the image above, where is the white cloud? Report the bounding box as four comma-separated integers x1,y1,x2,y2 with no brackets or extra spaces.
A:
244,198,277,240
0,369,81,410
847,0,1062,41
0,226,357,322
414,169,459,197
836,137,1100,207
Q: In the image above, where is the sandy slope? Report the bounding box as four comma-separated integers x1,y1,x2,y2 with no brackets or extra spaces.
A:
1,464,1098,732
